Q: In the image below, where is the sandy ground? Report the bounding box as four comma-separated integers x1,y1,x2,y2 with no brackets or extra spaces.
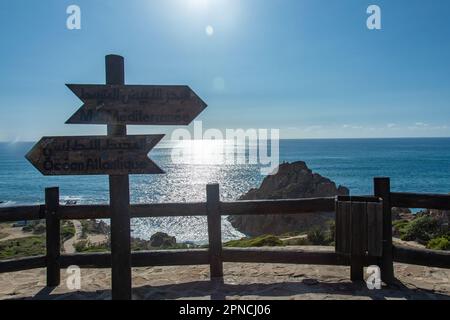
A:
0,252,449,300
0,225,31,242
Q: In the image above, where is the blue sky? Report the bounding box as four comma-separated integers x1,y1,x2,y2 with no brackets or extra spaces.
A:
0,0,449,141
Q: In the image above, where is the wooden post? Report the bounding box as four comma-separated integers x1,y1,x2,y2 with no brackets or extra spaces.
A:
350,202,365,281
206,184,223,278
45,187,60,287
374,177,395,284
106,55,132,300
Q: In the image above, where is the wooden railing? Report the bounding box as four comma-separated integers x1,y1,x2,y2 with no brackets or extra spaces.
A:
0,178,449,291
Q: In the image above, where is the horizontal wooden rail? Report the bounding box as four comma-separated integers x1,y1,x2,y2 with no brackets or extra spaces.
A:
59,205,110,220
0,256,46,273
393,245,450,269
223,248,349,266
59,203,208,220
59,250,210,269
0,205,44,222
391,192,450,210
221,198,335,216
131,203,207,218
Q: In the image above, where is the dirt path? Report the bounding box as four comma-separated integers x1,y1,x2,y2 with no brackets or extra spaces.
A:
63,220,82,254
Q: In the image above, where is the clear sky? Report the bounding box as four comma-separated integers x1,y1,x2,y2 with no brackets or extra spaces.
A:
0,0,449,141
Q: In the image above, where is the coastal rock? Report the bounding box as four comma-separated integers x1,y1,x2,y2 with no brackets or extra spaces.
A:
150,232,176,248
392,207,414,221
426,209,450,226
228,161,349,236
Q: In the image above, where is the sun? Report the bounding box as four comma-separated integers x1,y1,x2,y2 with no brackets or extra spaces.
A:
187,0,210,11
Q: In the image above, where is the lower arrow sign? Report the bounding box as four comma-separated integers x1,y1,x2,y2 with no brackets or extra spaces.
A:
25,135,165,176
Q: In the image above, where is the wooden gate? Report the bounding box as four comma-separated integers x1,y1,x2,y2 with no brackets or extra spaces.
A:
335,196,383,280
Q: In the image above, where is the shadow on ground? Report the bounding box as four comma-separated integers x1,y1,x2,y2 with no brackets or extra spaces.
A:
14,278,450,301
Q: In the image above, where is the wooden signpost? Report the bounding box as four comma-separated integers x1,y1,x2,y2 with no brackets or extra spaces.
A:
65,84,207,125
26,55,207,300
26,135,164,176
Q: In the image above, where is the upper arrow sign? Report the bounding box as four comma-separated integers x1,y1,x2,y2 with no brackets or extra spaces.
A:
25,135,165,176
65,84,207,125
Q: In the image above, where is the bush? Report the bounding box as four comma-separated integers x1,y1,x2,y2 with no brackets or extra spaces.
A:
307,228,328,245
0,236,45,260
224,235,284,248
61,222,75,243
427,237,450,251
400,216,444,244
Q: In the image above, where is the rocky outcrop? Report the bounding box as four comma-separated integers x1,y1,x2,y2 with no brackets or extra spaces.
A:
150,232,176,248
392,207,414,221
228,161,349,236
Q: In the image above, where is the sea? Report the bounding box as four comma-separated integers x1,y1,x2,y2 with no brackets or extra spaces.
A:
1,138,449,243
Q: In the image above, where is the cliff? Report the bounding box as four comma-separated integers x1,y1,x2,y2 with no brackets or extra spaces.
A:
228,161,349,236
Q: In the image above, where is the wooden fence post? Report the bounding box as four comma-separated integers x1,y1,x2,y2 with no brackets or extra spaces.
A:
106,55,132,300
374,177,395,284
45,187,60,287
207,184,223,278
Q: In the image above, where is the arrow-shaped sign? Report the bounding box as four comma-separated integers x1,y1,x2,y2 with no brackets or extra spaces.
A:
65,84,207,125
26,135,165,176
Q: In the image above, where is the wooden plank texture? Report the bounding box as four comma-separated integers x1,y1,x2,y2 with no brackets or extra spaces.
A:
390,192,450,210
335,201,351,255
65,84,207,125
367,202,383,257
25,135,164,176
206,184,223,278
45,187,60,287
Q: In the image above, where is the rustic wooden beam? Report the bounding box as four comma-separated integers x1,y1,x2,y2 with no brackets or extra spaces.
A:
222,248,349,265
0,256,46,273
0,205,44,222
390,192,450,210
222,197,335,216
393,245,450,269
337,196,380,203
59,205,110,220
207,184,223,278
374,177,395,284
131,202,207,218
106,54,132,301
350,202,366,281
59,250,209,268
132,250,209,267
45,187,61,287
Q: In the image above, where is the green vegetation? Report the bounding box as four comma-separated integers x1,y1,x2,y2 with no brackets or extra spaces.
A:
74,237,190,253
80,219,109,239
75,240,109,253
393,215,449,251
61,221,75,244
22,220,46,234
0,236,45,260
396,216,448,244
224,235,284,248
307,228,328,245
427,237,450,251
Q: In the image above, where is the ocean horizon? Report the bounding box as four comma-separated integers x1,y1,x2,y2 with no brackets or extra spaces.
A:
1,137,450,243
